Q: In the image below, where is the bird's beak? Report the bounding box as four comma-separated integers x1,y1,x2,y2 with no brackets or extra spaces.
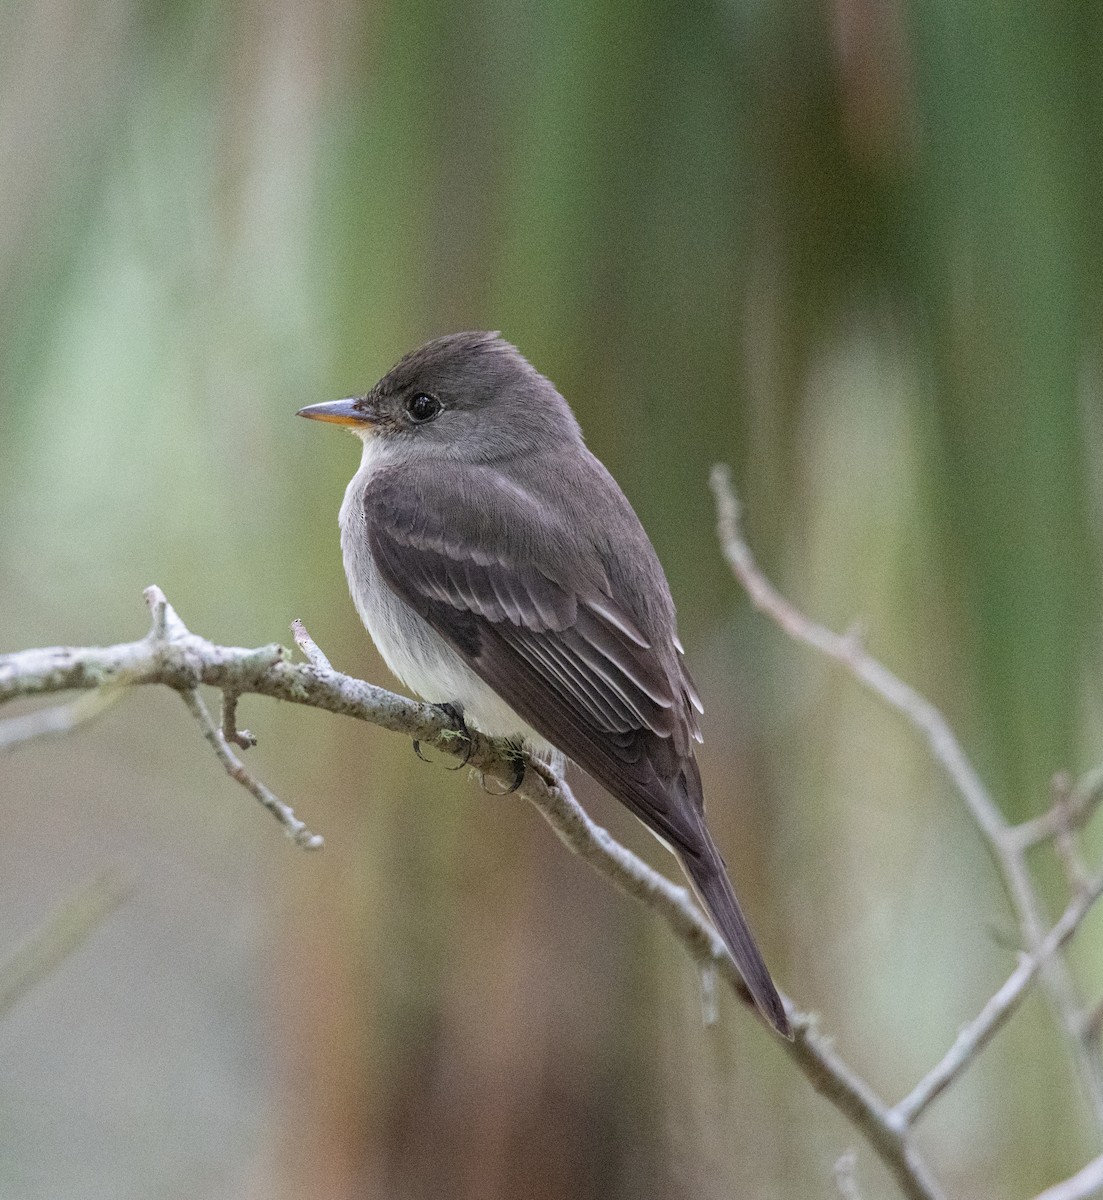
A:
296,398,374,427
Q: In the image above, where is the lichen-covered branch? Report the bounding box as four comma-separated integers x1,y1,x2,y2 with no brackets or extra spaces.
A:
0,584,945,1200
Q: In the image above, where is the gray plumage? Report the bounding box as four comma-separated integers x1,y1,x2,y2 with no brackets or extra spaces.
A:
301,331,790,1037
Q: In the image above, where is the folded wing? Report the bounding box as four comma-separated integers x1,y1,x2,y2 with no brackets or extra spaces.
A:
364,465,704,851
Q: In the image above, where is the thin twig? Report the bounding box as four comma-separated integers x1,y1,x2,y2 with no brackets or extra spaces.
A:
220,691,256,750
893,869,1103,1127
181,689,323,851
1030,1152,1103,1200
292,618,333,671
1013,765,1103,852
1048,773,1092,894
146,585,189,642
710,464,1103,1126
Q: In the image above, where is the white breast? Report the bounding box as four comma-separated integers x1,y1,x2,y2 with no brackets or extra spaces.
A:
337,434,555,755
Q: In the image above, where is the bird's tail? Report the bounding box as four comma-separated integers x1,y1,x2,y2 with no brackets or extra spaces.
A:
678,821,791,1039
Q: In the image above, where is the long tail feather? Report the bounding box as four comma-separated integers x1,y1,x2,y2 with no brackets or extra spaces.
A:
679,826,791,1038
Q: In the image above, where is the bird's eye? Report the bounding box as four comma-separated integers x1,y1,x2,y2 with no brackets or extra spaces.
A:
406,392,442,423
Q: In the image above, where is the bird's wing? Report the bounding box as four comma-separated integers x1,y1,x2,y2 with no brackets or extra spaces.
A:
363,464,705,852
364,463,791,1038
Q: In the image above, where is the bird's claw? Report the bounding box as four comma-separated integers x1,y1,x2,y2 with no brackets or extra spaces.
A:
505,754,526,792
434,701,465,725
411,702,474,769
436,702,474,770
479,744,527,794
443,734,475,770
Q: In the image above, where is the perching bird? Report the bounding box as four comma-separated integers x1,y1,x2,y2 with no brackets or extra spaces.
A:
298,332,790,1037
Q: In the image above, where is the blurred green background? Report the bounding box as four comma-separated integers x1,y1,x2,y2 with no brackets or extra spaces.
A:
1,0,1102,1196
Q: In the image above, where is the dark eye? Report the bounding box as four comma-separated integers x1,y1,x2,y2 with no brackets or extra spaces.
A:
406,392,442,423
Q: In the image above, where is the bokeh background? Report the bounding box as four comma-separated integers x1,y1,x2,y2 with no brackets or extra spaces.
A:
2,1,1102,1196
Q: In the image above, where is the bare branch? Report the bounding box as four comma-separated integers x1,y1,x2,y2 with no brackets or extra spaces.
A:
1030,1153,1103,1200
219,690,256,750
1012,765,1103,854
0,586,946,1200
519,760,944,1200
710,464,1103,1126
145,584,189,641
181,689,323,851
1047,773,1092,894
291,618,334,672
893,869,1103,1127
710,464,1003,843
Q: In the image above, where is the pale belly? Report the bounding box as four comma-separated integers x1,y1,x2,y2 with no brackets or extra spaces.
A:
338,456,556,756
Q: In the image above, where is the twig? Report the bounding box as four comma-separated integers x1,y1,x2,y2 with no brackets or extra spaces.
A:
522,766,943,1200
146,585,188,641
710,464,1103,1127
1047,773,1092,894
292,618,333,671
0,585,945,1200
0,874,129,1017
1013,765,1103,852
893,869,1103,1127
220,691,256,750
181,689,323,851
1030,1152,1103,1200
709,466,1005,848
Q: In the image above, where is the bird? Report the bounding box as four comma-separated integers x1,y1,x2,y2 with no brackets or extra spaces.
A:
298,331,790,1037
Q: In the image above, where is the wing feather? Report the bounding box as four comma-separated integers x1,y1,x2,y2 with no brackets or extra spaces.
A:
364,466,704,849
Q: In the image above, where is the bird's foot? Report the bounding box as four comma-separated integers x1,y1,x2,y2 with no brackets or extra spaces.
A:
412,702,474,769
479,738,527,795
434,701,465,727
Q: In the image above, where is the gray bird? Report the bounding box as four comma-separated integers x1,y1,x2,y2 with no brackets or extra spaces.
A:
298,331,790,1037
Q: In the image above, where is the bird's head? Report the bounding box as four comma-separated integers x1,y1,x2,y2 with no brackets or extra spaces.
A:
297,331,582,464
